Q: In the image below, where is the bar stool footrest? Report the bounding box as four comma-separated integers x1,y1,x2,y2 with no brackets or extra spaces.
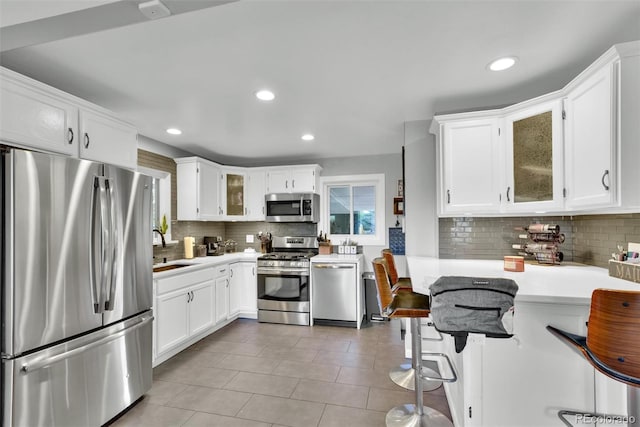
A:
389,363,442,391
557,409,629,427
419,352,458,383
386,404,453,427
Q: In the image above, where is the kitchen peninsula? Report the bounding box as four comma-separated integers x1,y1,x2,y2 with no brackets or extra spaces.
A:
406,256,638,427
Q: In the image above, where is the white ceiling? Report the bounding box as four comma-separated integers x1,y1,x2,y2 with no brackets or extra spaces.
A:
1,1,639,166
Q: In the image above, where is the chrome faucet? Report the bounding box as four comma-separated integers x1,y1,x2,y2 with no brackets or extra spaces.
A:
153,229,166,248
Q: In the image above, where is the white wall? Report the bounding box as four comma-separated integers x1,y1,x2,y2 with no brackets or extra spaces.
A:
138,134,193,158
317,153,403,270
404,120,438,257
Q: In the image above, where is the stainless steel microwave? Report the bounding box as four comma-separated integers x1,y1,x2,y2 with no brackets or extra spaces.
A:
265,193,319,223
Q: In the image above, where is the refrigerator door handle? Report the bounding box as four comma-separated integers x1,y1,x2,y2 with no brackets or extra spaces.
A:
20,315,154,373
104,179,118,311
98,176,113,312
89,177,103,313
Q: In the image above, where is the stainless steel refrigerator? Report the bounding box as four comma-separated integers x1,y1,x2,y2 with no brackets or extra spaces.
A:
1,147,153,426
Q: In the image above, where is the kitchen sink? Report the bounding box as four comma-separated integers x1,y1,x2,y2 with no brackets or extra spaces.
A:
153,263,193,273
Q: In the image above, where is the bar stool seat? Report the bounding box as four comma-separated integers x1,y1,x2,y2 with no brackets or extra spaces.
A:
547,288,640,426
373,258,455,427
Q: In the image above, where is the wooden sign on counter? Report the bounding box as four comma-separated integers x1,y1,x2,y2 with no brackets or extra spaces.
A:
608,259,640,284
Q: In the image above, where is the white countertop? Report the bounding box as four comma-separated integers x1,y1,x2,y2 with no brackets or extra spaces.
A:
407,256,639,304
153,252,260,278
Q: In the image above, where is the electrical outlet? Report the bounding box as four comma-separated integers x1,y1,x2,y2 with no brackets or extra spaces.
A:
246,234,254,243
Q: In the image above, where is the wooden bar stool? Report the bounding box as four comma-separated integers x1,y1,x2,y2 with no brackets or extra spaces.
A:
547,289,640,426
381,249,443,392
372,258,455,427
382,248,413,291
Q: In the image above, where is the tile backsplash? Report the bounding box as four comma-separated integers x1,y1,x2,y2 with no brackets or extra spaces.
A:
439,213,640,268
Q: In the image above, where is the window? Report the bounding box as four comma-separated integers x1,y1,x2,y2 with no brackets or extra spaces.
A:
320,174,385,246
138,167,172,245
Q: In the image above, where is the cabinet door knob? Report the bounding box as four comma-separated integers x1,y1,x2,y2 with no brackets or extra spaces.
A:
601,170,610,191
506,186,511,202
446,189,451,204
67,128,74,144
84,133,90,148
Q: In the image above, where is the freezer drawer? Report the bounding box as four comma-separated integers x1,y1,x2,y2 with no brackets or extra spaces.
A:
312,263,358,322
2,312,153,427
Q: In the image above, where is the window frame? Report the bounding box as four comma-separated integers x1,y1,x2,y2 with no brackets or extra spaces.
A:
319,174,386,246
138,166,172,245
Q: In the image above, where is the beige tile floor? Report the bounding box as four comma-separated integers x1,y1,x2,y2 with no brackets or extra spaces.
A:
111,319,452,427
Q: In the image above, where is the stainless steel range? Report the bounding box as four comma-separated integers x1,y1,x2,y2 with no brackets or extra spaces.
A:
257,236,318,326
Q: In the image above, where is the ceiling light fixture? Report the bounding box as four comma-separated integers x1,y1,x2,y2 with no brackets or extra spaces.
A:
488,56,518,71
301,134,315,141
255,90,275,101
166,128,182,135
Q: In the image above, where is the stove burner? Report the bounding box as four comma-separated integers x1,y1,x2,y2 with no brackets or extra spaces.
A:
258,252,315,261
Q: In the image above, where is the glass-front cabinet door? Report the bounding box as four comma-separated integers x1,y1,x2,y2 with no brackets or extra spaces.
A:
503,99,564,213
226,173,245,216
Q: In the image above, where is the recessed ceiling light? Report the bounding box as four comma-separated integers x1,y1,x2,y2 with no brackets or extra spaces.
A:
166,128,182,135
255,90,275,101
301,134,315,141
488,56,518,71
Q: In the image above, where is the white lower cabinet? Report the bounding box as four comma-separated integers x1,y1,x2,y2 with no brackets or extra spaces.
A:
154,267,215,365
412,301,610,427
214,265,229,324
153,259,258,366
188,281,216,336
229,261,258,318
155,288,190,357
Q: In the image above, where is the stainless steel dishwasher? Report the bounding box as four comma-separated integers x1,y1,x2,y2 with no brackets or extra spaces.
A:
311,262,358,325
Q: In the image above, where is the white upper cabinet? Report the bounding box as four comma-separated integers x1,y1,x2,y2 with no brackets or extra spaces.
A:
564,41,640,212
431,40,640,216
0,67,138,169
175,157,222,221
245,170,266,220
0,70,78,156
503,98,564,213
439,117,502,215
564,63,616,210
78,109,138,170
265,166,321,193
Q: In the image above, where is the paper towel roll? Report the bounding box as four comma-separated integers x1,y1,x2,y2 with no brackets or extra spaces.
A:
184,236,195,259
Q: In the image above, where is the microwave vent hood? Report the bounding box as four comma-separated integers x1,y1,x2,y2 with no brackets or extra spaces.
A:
265,193,319,223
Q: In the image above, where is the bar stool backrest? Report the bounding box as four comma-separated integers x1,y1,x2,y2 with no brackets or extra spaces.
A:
372,258,394,313
381,249,400,284
587,289,640,385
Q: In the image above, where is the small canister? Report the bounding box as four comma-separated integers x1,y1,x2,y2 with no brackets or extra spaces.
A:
196,245,207,257
504,255,525,272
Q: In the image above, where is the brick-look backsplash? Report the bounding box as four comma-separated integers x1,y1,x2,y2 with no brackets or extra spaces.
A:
572,214,640,267
439,213,640,268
